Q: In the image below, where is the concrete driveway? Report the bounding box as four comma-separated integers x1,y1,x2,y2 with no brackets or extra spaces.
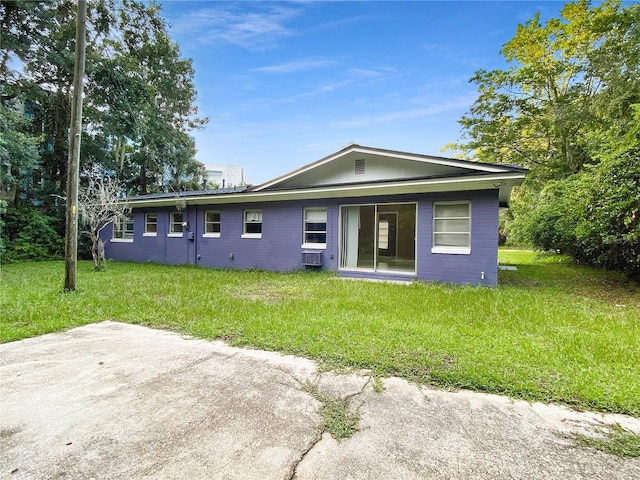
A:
1,321,638,479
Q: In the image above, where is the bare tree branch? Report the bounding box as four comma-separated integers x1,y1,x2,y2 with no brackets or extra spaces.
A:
77,164,128,270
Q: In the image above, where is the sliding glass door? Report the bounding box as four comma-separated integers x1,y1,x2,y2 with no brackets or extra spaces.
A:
340,203,416,273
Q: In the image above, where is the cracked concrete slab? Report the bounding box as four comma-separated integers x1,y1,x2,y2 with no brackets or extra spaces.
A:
295,377,640,479
1,321,639,480
1,322,321,479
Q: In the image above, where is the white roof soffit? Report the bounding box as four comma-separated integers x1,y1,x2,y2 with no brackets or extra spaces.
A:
251,145,514,192
126,173,526,208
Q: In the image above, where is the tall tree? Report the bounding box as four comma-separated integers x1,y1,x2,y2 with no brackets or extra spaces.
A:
85,0,207,193
1,0,208,261
449,0,640,276
2,1,70,202
448,0,632,177
1,0,207,197
0,105,41,202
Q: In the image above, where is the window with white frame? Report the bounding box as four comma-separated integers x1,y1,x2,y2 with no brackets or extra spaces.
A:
169,212,184,235
243,209,262,237
432,202,471,254
112,214,134,241
204,211,221,237
144,213,157,236
303,207,327,247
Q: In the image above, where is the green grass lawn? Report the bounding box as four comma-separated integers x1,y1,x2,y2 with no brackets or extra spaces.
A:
1,250,639,416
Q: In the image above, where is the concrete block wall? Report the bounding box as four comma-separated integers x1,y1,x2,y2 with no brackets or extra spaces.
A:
102,189,499,286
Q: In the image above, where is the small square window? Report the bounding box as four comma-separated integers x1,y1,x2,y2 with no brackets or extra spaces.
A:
145,213,157,235
170,212,184,235
243,209,262,237
112,214,134,240
205,211,221,236
304,208,327,246
432,202,471,254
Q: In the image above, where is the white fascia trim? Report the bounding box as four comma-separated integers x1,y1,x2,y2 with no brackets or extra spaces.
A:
126,173,526,208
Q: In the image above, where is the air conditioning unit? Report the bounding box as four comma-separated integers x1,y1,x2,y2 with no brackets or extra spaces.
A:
302,251,323,267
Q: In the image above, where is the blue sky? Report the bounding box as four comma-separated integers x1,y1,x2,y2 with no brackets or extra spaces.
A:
157,1,566,184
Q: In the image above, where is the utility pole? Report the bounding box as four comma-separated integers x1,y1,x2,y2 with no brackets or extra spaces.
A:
64,0,87,292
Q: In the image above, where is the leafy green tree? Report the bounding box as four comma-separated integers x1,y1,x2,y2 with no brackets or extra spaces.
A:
519,136,639,277
1,0,207,261
0,202,64,262
2,1,84,198
448,0,627,179
573,103,640,276
585,1,640,142
1,0,206,195
0,105,41,202
450,0,640,276
85,0,207,193
0,199,6,257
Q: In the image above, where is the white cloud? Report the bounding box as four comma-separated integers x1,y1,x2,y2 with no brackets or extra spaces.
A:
333,94,476,129
307,13,377,33
267,65,397,103
251,57,339,74
346,66,396,80
170,3,301,50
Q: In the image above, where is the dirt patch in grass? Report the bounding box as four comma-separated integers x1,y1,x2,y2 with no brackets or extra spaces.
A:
226,282,306,304
575,281,640,312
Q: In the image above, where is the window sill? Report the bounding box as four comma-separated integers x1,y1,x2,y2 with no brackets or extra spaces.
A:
203,233,221,238
241,233,262,239
111,238,133,243
431,246,470,255
143,232,157,237
301,243,327,250
167,233,183,238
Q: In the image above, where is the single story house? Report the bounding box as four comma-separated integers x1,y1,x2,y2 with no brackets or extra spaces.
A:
102,144,527,286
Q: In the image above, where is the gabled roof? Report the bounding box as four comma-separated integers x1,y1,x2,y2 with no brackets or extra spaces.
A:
125,144,527,208
251,144,527,192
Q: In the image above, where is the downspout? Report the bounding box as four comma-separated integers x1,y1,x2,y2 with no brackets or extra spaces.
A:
192,202,198,265
195,203,199,264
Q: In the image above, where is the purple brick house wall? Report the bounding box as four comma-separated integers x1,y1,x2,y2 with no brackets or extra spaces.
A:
102,189,499,286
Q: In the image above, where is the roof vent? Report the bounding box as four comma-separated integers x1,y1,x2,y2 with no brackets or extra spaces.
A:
355,158,365,176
